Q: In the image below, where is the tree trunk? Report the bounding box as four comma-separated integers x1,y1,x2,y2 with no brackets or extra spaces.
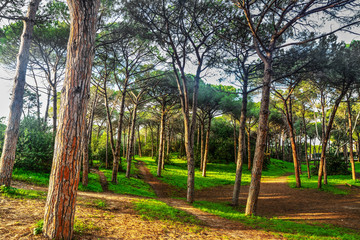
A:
157,110,166,177
233,118,237,163
111,89,127,183
232,83,248,206
202,117,212,177
52,86,57,134
43,1,100,238
126,104,138,178
302,114,310,179
347,100,356,180
150,125,154,158
318,92,346,188
200,119,204,171
247,126,251,170
44,87,51,127
123,127,126,159
106,124,109,169
245,58,272,216
0,0,41,187
284,97,301,188
138,127,142,158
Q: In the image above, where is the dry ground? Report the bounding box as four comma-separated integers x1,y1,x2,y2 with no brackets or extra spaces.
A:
1,162,359,239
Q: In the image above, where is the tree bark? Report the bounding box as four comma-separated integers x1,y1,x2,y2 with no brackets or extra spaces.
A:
0,0,41,187
202,117,212,177
302,113,311,179
138,126,142,158
245,57,272,216
318,92,346,188
157,110,166,177
52,86,57,134
43,0,100,238
347,100,356,180
200,119,204,170
126,104,138,178
232,83,247,206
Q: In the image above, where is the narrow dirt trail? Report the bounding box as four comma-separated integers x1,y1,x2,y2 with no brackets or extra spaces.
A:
136,161,282,240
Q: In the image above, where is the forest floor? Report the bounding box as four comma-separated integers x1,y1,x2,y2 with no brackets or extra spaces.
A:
0,162,359,239
137,161,360,230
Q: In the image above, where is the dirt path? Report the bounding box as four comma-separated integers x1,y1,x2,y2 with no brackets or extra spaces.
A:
136,161,281,239
91,168,108,192
195,175,360,230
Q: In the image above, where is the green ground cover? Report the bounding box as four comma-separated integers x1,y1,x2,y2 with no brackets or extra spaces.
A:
137,156,294,190
288,162,360,195
133,198,199,224
0,185,47,199
12,168,102,192
193,201,360,240
100,159,156,198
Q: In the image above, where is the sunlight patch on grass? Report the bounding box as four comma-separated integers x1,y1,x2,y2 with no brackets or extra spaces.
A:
0,186,46,199
192,201,360,240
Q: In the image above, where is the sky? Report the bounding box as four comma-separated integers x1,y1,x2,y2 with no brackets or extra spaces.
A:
0,22,359,121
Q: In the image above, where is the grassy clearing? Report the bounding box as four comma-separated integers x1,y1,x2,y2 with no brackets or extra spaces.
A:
193,201,360,240
12,168,103,192
0,185,47,199
137,156,294,190
288,162,360,195
100,159,156,198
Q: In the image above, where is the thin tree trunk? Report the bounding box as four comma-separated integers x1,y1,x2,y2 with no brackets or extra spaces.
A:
106,124,109,169
0,0,41,187
233,118,237,163
138,127,142,158
43,1,100,238
347,100,356,180
126,104,138,178
123,127,126,159
52,86,57,134
150,125,154,158
246,126,251,170
200,120,204,170
202,117,212,177
232,83,248,206
302,114,311,179
318,92,346,188
157,110,166,177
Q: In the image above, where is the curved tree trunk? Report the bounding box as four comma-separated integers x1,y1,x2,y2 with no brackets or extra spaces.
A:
42,0,100,238
0,0,41,187
302,114,311,179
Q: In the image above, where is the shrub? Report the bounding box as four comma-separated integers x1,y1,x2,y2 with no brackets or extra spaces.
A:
311,154,350,176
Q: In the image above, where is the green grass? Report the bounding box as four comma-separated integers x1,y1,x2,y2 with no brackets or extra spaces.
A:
0,185,47,199
12,168,50,186
33,219,44,235
78,173,103,192
137,156,294,190
12,168,103,192
288,173,360,195
100,159,156,198
133,198,199,224
193,201,360,240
